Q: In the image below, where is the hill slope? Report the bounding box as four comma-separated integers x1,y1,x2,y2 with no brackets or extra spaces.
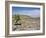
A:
12,15,40,31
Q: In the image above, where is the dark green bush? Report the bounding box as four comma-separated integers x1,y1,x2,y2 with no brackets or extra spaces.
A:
14,14,21,24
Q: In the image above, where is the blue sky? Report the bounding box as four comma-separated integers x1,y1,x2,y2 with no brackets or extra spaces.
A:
12,7,40,17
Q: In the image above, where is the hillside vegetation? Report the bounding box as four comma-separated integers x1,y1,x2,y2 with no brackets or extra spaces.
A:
12,15,40,31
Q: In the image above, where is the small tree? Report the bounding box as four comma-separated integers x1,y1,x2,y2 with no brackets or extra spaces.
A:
14,14,21,24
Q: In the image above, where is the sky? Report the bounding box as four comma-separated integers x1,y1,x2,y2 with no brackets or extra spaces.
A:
12,7,40,17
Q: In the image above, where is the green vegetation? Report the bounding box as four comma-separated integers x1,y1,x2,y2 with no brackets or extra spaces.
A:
14,14,21,24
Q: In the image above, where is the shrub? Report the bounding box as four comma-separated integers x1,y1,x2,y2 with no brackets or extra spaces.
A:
14,14,21,24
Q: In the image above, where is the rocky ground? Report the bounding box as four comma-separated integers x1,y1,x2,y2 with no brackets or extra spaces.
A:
12,15,40,31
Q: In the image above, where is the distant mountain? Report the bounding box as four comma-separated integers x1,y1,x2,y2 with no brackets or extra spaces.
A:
12,15,40,19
